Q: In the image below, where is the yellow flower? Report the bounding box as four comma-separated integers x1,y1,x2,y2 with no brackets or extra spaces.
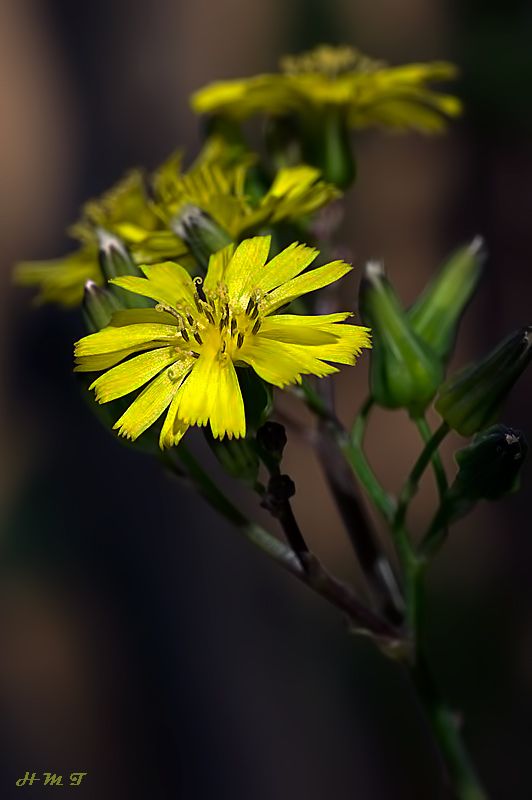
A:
153,151,339,240
15,143,338,307
14,171,187,307
74,236,370,447
191,44,461,133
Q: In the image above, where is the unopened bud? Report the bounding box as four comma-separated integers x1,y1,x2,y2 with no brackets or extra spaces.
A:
360,261,443,416
256,421,287,466
97,228,151,309
82,280,121,332
452,425,528,504
409,236,486,362
436,326,532,436
172,205,232,270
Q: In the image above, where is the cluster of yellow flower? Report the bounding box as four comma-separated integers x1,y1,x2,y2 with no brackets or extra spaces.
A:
15,45,460,447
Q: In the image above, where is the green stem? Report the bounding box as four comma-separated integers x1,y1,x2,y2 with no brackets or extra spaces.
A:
420,504,453,559
410,654,487,800
348,397,397,523
300,383,395,522
395,421,450,533
414,416,448,501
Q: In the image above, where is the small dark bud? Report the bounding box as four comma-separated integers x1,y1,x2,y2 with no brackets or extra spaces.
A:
256,421,287,464
452,425,528,505
261,474,296,517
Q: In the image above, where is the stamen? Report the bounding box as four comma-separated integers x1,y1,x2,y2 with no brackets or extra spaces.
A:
193,275,207,303
203,306,215,325
250,305,260,320
193,329,203,345
245,297,254,315
155,303,183,323
252,319,261,335
237,332,244,349
230,318,237,336
180,328,190,342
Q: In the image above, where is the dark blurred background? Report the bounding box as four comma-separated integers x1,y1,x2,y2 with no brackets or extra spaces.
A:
1,1,532,798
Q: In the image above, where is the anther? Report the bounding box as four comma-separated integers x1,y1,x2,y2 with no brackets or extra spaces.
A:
193,330,203,345
250,305,260,320
237,332,244,349
180,328,190,342
245,297,254,315
252,319,261,335
230,318,237,336
204,307,215,325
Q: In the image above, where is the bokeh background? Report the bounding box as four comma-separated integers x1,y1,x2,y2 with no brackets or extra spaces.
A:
1,1,532,798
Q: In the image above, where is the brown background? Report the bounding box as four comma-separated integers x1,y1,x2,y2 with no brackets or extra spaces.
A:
1,1,531,798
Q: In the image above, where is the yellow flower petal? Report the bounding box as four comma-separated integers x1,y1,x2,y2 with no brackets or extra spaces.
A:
89,346,179,402
108,308,178,327
111,261,195,308
174,350,246,439
259,313,354,344
14,248,100,307
75,323,178,357
224,236,271,305
113,361,192,440
239,337,339,387
256,242,318,295
74,343,160,372
159,394,189,449
203,243,235,293
262,259,352,313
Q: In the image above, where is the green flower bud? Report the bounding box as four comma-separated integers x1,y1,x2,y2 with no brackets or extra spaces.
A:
172,205,232,271
97,228,151,309
452,425,527,506
97,228,143,280
408,236,485,362
435,326,532,436
360,261,444,416
82,280,121,333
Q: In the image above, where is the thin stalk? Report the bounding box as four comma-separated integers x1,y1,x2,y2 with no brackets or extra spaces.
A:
420,505,452,559
394,421,450,533
414,416,448,501
301,382,396,523
162,447,401,644
410,654,487,800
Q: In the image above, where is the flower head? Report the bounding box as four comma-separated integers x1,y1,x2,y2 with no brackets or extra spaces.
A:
15,142,338,307
192,44,461,133
74,236,370,448
153,151,339,240
14,171,186,307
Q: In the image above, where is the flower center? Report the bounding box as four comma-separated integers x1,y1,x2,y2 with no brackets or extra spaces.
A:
156,278,262,364
280,46,384,77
